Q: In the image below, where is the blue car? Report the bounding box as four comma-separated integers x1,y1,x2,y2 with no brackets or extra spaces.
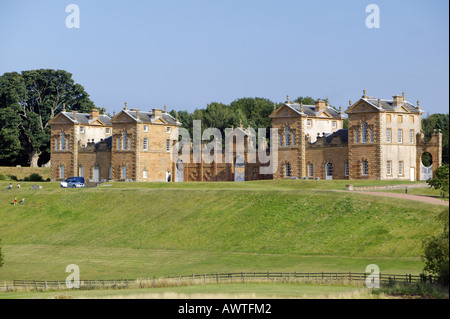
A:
60,177,85,188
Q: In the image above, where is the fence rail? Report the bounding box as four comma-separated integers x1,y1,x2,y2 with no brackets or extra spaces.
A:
0,271,440,292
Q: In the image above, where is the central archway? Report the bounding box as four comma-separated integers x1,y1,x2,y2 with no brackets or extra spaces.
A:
420,152,433,181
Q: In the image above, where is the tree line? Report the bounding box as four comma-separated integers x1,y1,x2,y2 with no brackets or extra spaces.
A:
0,69,448,167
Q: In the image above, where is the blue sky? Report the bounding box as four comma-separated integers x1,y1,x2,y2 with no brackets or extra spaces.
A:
0,0,448,115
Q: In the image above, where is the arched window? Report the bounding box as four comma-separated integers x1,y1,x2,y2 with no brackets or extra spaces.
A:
56,138,60,150
285,163,291,178
326,163,333,180
362,160,369,176
355,129,360,143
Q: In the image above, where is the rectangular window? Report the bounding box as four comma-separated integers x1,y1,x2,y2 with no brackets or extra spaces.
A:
410,129,414,144
56,138,60,150
386,114,392,123
345,163,349,177
108,166,112,180
386,128,392,143
292,133,296,146
370,129,374,143
60,165,65,179
387,161,392,176
308,164,314,178
79,166,84,177
117,138,121,150
279,133,283,147
355,130,360,143
144,125,149,132
123,132,128,150
285,127,290,146
122,166,127,180
128,138,132,150
398,129,403,143
362,161,369,176
399,161,404,176
167,127,171,133
143,138,148,151
143,170,148,179
362,123,368,143
61,133,65,150
106,128,110,134
332,121,337,129
166,139,171,152
80,126,85,133
307,119,312,127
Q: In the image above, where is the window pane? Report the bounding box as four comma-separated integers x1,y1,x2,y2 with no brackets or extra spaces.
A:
362,122,368,143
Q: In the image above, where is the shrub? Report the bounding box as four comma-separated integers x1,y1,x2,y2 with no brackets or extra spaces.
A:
24,173,44,182
427,164,449,198
0,174,6,181
422,208,449,286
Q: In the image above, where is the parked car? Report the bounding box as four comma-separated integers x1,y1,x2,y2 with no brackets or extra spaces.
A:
60,177,85,188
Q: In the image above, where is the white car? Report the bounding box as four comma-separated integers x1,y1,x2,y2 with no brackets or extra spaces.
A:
60,177,85,188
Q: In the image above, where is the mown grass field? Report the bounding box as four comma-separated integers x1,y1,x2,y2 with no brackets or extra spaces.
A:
0,179,445,289
0,283,374,299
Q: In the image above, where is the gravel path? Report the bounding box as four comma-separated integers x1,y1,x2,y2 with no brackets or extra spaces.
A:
345,191,449,206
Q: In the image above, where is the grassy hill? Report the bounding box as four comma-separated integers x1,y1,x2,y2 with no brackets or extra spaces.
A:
0,180,444,280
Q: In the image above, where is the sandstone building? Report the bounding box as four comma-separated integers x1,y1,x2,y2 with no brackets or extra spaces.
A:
49,91,442,182
49,104,271,182
270,91,442,181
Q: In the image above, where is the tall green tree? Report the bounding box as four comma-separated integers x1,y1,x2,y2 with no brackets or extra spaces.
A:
427,164,449,198
0,69,96,166
422,208,449,285
422,113,449,164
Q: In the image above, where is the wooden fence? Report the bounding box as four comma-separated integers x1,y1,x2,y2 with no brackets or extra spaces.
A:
0,272,440,292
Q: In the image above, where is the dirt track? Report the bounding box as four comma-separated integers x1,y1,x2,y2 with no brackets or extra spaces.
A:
346,191,449,206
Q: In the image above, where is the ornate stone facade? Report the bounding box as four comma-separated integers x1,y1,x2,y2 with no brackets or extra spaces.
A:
270,91,443,181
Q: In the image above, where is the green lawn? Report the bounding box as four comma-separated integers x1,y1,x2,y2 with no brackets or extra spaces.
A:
0,180,444,284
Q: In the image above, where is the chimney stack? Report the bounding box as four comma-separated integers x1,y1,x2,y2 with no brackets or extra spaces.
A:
392,94,405,107
90,108,100,120
315,99,326,113
152,108,162,119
